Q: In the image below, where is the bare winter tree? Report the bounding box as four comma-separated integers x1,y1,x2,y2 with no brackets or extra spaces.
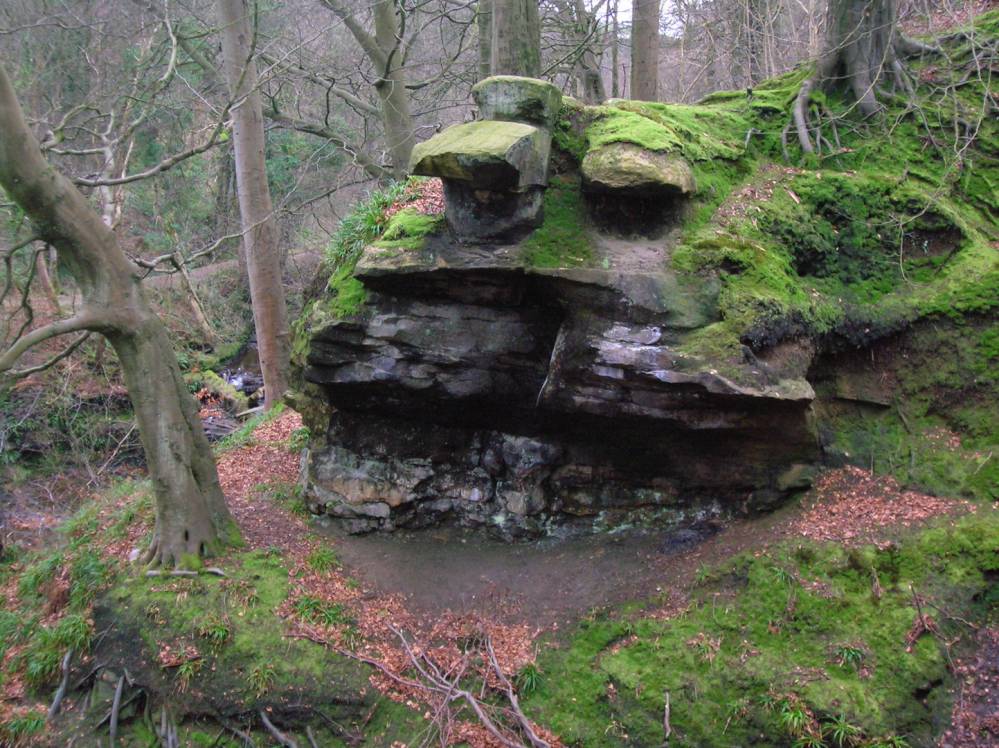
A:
0,64,239,568
546,0,609,102
793,0,938,152
631,0,659,99
318,0,418,178
217,0,291,408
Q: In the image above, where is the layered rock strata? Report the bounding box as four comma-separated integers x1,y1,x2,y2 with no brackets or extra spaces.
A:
301,238,819,538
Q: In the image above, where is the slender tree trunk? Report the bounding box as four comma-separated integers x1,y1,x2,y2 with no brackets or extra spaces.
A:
477,0,493,80
574,0,607,103
630,0,660,100
611,0,620,98
372,0,415,178
217,0,291,408
0,64,238,568
491,0,541,77
172,254,218,347
319,0,415,178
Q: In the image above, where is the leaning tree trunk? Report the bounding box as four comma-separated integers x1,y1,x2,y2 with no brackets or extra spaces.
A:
218,0,291,408
491,0,541,77
793,0,935,152
630,0,660,100
0,64,239,568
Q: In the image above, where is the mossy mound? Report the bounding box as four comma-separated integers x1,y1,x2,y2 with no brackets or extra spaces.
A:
523,510,999,747
96,550,370,717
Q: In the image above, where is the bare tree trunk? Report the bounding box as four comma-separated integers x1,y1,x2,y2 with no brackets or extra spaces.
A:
573,0,608,103
477,0,493,80
630,0,660,100
611,0,620,98
491,0,541,77
320,0,415,179
0,64,238,568
172,254,218,347
217,0,291,408
372,0,415,178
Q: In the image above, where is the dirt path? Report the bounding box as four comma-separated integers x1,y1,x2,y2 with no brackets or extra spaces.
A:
319,507,798,629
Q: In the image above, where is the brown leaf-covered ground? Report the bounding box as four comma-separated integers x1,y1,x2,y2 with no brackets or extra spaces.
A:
938,628,999,748
790,465,975,546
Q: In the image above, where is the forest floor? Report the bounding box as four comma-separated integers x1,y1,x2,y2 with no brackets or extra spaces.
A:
2,409,997,746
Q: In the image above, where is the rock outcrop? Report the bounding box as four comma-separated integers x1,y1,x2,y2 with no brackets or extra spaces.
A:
293,71,999,538
582,142,696,195
411,76,563,241
301,235,819,537
298,78,824,537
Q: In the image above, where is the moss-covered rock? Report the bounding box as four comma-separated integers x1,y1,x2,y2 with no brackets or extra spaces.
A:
294,9,999,538
581,142,695,195
409,120,551,190
472,75,563,128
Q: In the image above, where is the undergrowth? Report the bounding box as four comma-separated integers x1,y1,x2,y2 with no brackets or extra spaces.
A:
524,510,999,747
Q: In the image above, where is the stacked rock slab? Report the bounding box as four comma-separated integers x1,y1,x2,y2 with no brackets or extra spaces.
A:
409,76,561,240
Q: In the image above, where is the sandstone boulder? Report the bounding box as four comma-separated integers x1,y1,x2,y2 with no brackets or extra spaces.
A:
582,142,696,195
472,76,563,129
409,120,550,191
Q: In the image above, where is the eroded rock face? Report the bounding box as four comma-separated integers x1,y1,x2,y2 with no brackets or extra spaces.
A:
582,143,696,195
300,237,820,538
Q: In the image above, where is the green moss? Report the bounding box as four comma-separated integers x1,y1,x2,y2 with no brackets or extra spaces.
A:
108,549,367,701
819,319,998,501
521,176,595,268
594,100,750,162
409,120,547,181
524,512,999,746
289,181,416,368
186,369,249,413
552,100,589,163
373,208,444,250
325,264,369,318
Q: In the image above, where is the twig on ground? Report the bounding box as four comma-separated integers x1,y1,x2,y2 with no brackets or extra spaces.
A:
663,690,671,745
259,710,299,748
47,647,74,721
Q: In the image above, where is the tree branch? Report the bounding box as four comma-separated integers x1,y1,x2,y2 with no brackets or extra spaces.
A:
0,314,99,373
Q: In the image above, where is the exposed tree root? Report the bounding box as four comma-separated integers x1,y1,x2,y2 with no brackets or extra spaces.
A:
789,0,941,156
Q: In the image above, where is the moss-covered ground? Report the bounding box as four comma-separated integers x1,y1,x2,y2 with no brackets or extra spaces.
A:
0,411,426,747
522,510,999,747
660,11,998,371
